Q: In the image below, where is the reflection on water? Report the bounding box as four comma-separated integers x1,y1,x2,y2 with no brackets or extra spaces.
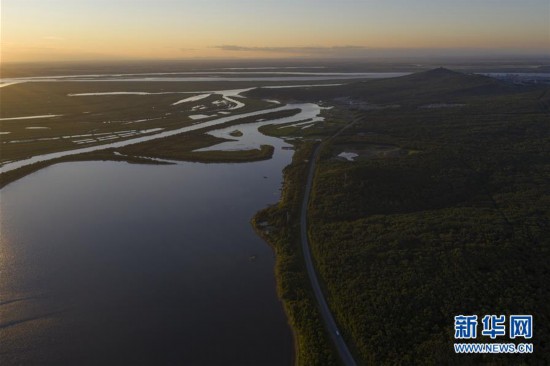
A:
198,103,323,152
0,142,294,364
0,103,312,174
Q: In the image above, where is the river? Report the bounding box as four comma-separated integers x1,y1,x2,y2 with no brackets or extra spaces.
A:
0,118,297,364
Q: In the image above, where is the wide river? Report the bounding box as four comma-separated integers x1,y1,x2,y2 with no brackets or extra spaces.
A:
0,122,296,364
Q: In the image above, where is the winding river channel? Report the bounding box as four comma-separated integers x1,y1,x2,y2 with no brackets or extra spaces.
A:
0,101,321,174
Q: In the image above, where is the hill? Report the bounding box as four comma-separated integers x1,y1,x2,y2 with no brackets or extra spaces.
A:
245,68,536,107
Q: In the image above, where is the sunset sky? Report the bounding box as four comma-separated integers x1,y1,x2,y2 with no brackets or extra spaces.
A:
1,0,549,62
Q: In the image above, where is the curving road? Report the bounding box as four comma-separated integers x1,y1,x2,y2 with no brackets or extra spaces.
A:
300,143,358,366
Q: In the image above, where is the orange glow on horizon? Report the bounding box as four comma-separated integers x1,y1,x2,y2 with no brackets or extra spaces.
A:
1,0,548,63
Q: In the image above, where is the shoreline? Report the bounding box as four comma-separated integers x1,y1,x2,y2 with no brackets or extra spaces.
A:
0,108,303,188
251,141,339,365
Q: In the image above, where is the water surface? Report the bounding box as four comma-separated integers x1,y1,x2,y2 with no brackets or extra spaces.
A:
1,143,294,365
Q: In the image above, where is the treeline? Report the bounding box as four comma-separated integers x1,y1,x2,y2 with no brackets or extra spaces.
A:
252,141,340,366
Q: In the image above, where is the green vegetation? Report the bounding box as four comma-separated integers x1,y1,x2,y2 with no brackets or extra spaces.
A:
258,70,550,364
258,108,357,139
229,129,243,137
0,98,299,186
0,149,169,189
252,141,339,366
114,109,301,161
119,130,275,163
246,68,530,107
0,81,276,163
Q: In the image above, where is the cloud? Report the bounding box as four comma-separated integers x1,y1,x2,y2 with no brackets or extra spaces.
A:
212,45,550,59
214,45,368,54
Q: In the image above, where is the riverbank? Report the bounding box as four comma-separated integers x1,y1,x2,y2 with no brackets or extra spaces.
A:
0,108,303,188
252,141,339,365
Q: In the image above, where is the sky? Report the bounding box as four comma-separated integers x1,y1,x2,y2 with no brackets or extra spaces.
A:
1,0,549,62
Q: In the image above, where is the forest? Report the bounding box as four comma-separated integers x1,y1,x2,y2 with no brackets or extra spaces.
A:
257,69,550,364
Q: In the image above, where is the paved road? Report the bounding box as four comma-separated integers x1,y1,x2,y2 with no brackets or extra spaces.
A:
300,143,358,366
